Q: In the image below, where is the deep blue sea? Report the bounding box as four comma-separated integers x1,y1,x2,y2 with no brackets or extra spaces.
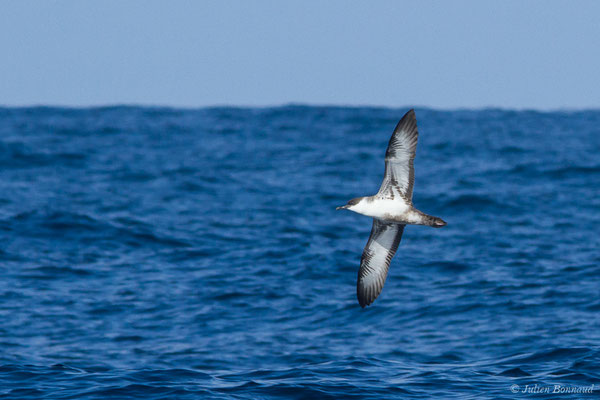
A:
0,106,599,399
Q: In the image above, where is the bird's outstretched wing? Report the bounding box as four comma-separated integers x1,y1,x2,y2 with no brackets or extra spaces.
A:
376,109,419,202
357,219,405,307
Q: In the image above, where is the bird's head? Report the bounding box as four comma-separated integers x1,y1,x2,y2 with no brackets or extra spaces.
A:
336,197,363,211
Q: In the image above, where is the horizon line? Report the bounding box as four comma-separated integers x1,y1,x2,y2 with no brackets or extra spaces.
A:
1,102,598,113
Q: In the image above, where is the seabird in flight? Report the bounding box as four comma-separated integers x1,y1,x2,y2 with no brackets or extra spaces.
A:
337,109,446,308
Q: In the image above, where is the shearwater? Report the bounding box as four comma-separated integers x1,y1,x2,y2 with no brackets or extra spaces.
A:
337,109,446,308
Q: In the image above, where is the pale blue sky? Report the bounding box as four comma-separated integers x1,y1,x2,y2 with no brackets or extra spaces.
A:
1,1,599,109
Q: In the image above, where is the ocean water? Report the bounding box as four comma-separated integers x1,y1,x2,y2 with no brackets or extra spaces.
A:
0,106,599,399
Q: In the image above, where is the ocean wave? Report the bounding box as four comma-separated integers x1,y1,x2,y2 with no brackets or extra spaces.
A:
0,107,598,399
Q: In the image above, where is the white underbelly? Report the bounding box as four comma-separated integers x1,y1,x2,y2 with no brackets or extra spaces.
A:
355,199,410,220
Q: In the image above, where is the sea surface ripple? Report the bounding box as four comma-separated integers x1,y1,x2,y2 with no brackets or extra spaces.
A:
0,106,599,399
